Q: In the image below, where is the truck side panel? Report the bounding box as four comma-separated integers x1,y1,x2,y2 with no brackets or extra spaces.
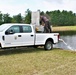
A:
35,33,59,45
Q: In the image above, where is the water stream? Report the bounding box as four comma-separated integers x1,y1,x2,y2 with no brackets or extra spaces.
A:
59,39,75,51
54,35,76,51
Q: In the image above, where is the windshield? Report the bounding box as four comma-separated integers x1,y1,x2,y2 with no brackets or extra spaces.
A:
0,24,10,32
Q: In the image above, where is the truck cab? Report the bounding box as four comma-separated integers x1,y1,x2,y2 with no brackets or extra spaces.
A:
0,23,35,48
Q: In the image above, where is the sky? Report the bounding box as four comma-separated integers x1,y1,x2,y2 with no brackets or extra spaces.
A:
0,0,76,16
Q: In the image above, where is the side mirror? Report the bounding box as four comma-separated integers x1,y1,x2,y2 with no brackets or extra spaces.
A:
5,30,15,35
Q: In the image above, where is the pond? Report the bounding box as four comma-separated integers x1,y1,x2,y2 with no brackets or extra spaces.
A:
54,33,76,51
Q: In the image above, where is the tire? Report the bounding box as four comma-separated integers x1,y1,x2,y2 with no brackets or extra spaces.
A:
44,41,53,50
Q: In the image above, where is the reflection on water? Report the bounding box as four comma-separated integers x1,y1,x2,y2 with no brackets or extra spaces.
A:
54,35,76,51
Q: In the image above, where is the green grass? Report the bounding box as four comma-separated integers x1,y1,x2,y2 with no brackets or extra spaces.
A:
52,26,76,35
0,47,76,75
53,26,76,31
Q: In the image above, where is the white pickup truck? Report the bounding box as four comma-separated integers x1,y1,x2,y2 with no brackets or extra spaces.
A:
0,23,59,50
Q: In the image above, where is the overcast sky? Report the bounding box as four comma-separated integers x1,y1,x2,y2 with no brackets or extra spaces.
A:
0,0,76,16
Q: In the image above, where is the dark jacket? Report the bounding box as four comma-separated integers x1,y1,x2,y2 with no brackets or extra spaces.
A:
40,16,52,33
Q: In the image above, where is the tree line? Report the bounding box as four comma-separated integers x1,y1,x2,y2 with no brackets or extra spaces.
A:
46,10,76,26
0,9,76,26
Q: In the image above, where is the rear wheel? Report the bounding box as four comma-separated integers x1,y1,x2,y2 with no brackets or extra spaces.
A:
44,41,53,50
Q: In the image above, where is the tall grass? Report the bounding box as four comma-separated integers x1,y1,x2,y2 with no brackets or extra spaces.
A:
53,26,76,31
52,26,76,35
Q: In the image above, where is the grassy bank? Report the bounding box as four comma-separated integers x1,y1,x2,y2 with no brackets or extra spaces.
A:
52,26,76,35
0,48,76,75
52,26,76,32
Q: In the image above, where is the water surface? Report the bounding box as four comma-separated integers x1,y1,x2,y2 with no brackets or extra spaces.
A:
54,35,76,51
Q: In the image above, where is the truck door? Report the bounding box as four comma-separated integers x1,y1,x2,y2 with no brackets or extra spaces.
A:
20,25,34,46
4,25,21,47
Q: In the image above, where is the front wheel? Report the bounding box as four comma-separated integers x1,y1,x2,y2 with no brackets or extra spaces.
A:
44,41,53,50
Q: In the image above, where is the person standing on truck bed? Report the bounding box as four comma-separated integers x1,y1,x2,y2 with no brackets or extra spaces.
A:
40,15,52,33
